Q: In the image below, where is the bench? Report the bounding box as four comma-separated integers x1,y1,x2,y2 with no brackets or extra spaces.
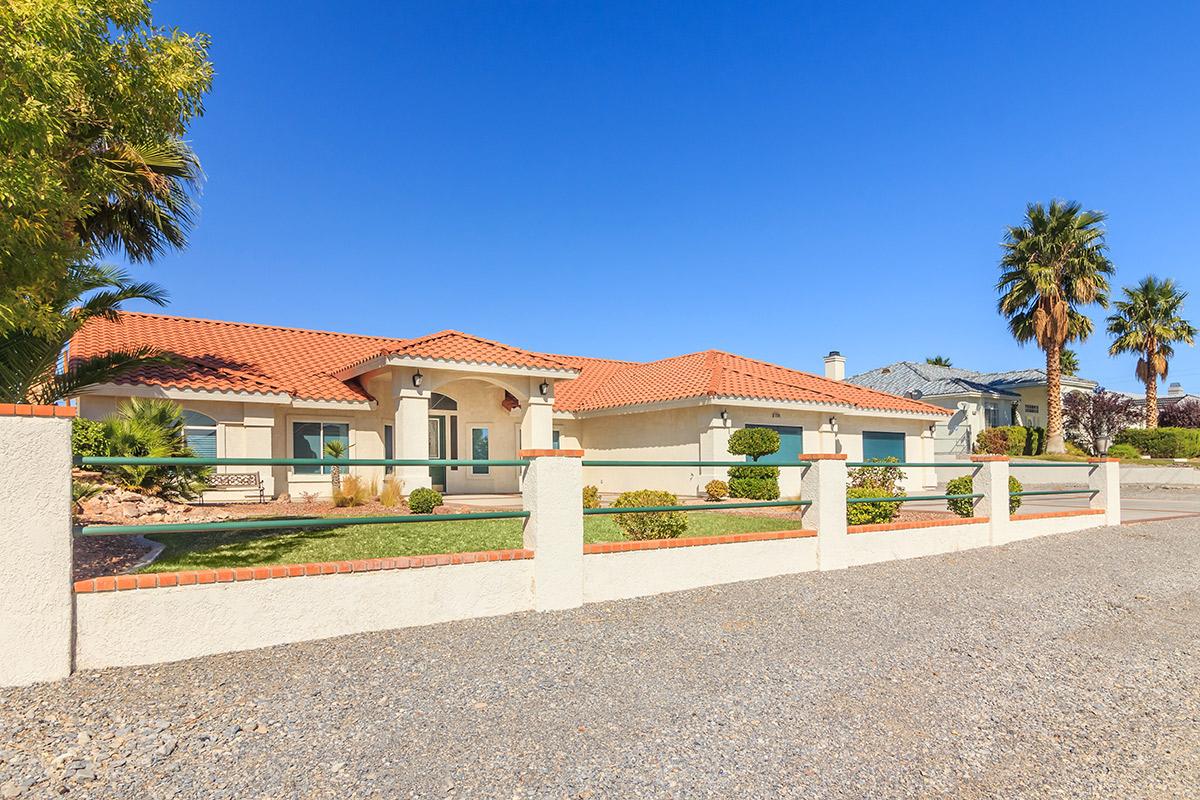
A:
204,472,266,503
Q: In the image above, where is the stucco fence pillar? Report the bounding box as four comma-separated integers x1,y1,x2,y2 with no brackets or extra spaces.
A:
1088,458,1121,526
799,454,849,571
0,406,75,687
520,449,584,611
970,455,1012,545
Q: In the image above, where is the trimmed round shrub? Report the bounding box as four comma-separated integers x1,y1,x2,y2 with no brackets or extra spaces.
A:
727,427,781,459
1105,443,1139,459
846,486,904,526
407,487,443,514
704,479,729,501
945,474,1023,517
611,489,688,540
726,465,781,500
582,485,601,509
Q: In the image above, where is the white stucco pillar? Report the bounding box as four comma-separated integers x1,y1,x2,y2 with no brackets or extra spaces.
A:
971,455,1011,545
521,394,554,451
521,450,584,611
0,409,74,686
393,383,432,491
1088,458,1121,526
800,454,849,571
243,407,275,498
698,411,732,491
819,417,839,454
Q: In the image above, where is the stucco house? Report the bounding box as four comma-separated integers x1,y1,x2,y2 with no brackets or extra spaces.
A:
68,314,949,499
846,360,1097,455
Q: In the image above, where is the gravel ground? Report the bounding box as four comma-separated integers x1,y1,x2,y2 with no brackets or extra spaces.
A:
4,518,1198,799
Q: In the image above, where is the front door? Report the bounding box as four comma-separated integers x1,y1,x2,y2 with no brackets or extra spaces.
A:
429,415,447,490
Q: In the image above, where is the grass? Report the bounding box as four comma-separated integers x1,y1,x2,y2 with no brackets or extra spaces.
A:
1019,453,1200,468
138,511,806,573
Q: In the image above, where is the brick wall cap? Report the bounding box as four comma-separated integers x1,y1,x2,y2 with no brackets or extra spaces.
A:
798,453,847,461
0,403,76,418
969,455,1010,462
518,449,584,458
1087,457,1120,463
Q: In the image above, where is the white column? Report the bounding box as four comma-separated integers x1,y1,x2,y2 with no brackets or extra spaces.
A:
971,455,1011,545
818,417,839,453
800,454,849,571
698,411,732,492
0,410,73,686
521,451,584,611
243,407,275,498
521,395,554,451
1089,458,1121,526
393,380,432,492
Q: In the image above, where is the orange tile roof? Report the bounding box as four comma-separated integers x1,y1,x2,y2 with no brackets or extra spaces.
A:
69,312,948,415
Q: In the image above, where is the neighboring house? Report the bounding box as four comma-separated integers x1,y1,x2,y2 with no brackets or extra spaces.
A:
68,314,949,498
846,360,1097,455
1131,382,1199,413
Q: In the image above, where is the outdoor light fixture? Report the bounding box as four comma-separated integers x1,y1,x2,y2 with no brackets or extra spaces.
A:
539,381,550,396
412,371,424,388
720,409,729,421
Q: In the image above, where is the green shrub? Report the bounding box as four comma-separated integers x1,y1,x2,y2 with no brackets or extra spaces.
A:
582,485,601,509
945,474,1023,516
101,398,211,500
407,487,443,514
976,426,1046,456
974,428,1009,454
727,427,781,459
71,417,108,458
846,486,904,525
727,427,782,500
1114,427,1200,458
1105,443,1140,459
848,457,906,492
704,479,728,501
611,489,688,540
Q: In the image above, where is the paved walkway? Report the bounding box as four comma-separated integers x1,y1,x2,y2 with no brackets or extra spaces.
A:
2,519,1198,798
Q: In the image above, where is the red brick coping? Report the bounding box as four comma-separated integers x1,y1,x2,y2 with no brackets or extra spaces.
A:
1088,458,1119,463
848,516,989,534
969,454,1009,462
74,548,534,593
0,403,76,418
1010,509,1104,522
518,449,584,458
584,529,815,554
798,453,846,460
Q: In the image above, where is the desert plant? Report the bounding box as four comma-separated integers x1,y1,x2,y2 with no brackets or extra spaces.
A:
846,486,904,526
582,485,601,509
727,427,782,500
611,489,688,540
1107,276,1197,428
332,475,370,507
71,481,103,516
379,477,404,507
1105,443,1140,459
71,417,109,458
704,479,729,501
945,474,1023,517
407,487,443,514
997,200,1114,452
101,397,210,500
323,439,346,493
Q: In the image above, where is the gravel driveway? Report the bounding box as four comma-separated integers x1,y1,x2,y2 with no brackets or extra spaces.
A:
2,519,1198,798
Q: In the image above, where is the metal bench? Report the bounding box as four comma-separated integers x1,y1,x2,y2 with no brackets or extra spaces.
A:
204,472,265,503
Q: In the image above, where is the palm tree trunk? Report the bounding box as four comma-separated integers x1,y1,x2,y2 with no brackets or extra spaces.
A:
1045,342,1065,453
330,464,341,495
1145,345,1159,428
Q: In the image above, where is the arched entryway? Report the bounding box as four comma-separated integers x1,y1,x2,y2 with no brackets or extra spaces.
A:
427,392,458,491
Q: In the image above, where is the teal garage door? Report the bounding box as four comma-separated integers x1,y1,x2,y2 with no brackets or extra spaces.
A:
862,431,905,462
746,424,804,464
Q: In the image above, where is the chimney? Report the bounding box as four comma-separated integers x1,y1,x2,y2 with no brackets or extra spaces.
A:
1168,382,1184,398
824,351,845,381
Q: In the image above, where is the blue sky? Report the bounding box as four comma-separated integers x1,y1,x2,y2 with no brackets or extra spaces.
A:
136,1,1200,394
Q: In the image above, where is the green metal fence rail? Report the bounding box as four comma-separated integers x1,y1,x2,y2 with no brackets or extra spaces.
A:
584,500,810,516
1010,489,1098,498
581,460,812,468
844,462,976,468
76,456,528,467
845,493,982,504
78,511,530,537
1009,462,1096,468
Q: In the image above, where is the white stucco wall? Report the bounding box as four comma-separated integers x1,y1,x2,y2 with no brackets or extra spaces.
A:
75,560,535,669
1005,511,1105,542
844,521,991,568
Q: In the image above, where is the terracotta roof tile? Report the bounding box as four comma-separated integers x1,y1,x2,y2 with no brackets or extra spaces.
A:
69,313,949,415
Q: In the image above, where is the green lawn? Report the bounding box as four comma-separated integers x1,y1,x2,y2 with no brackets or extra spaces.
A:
138,511,805,573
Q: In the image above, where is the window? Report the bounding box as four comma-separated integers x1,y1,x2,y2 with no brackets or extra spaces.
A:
182,411,217,458
471,427,489,474
384,424,394,474
292,422,349,474
984,402,1002,428
552,429,561,450
1024,404,1040,414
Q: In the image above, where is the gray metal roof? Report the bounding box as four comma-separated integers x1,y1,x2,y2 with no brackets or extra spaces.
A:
846,361,1097,400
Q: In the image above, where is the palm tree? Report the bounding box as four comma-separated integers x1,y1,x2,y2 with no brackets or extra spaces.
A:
1107,276,1197,428
323,439,347,494
1060,348,1081,377
997,200,1114,453
0,264,173,404
925,355,952,367
77,138,204,263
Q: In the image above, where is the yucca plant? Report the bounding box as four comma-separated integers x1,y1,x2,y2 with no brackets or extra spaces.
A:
101,397,210,500
323,439,346,494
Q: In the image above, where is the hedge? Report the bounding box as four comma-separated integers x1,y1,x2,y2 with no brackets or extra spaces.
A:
611,489,688,540
1114,427,1200,458
975,425,1046,456
846,486,904,525
945,474,1023,516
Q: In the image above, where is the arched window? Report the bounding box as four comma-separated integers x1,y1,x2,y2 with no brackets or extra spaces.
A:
182,410,217,458
430,392,458,411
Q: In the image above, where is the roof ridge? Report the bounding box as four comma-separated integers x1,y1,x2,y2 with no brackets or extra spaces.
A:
111,311,410,344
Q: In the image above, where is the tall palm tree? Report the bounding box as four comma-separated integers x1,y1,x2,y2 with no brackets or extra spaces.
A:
997,200,1114,453
1059,348,1081,377
925,355,952,367
1107,276,1196,428
0,264,173,404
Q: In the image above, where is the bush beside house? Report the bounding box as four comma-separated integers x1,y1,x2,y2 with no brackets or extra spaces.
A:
611,489,688,540
407,487,443,514
1114,427,1200,458
974,426,1046,456
945,475,1024,516
726,427,781,500
845,458,906,526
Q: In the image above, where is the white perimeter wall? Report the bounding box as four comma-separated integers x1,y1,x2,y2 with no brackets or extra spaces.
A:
845,522,991,568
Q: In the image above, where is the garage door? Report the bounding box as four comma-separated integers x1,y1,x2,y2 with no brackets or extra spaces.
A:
862,431,905,462
746,424,804,464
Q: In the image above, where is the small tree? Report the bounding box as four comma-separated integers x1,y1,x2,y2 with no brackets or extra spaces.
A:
1161,399,1200,428
101,397,210,499
323,439,346,494
726,427,781,500
1063,390,1142,455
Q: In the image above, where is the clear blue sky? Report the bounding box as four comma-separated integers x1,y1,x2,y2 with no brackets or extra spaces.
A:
136,0,1200,394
